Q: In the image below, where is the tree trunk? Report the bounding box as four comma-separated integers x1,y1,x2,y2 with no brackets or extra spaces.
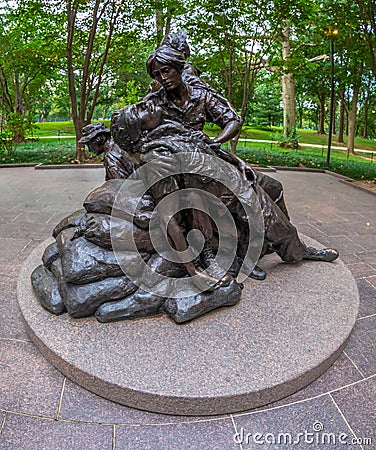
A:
347,85,360,154
337,88,345,143
67,1,86,161
74,121,88,162
317,94,326,134
281,21,296,135
362,95,369,138
14,75,24,115
155,1,164,45
66,0,119,162
347,63,363,154
331,103,336,136
298,107,303,129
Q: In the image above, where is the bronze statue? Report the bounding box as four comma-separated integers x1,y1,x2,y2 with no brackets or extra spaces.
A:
78,122,138,180
111,32,338,272
31,31,338,324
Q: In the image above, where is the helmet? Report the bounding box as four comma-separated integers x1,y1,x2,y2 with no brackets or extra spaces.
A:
78,122,110,144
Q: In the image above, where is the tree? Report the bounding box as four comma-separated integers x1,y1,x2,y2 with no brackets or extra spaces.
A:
321,0,369,154
355,0,376,78
358,69,376,138
66,0,125,161
184,0,280,153
280,20,296,134
0,0,61,140
266,0,317,137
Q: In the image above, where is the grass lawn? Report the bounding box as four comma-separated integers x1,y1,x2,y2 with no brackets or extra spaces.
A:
235,146,376,181
30,120,110,137
242,125,376,153
1,122,375,181
31,121,376,152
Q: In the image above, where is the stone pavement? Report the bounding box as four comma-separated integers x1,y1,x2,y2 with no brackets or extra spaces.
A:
0,167,375,449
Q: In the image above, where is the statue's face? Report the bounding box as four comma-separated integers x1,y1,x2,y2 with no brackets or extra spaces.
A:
87,140,104,156
137,102,162,130
151,61,182,91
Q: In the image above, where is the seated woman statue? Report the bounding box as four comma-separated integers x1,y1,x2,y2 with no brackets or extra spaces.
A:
147,29,291,221
109,33,339,294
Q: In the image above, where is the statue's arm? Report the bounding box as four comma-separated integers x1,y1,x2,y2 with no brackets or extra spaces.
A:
202,91,255,180
210,119,241,144
204,90,242,145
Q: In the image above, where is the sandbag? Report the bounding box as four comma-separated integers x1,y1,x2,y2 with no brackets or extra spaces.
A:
31,265,66,315
83,179,123,215
52,210,87,238
83,179,155,229
56,228,147,284
163,280,242,323
50,256,64,281
95,288,165,323
115,191,156,230
59,275,138,318
84,213,157,253
42,242,60,270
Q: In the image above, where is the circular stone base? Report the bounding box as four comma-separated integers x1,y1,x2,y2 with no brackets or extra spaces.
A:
17,238,359,416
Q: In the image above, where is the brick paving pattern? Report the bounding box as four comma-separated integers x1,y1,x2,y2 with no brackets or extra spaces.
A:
0,167,375,449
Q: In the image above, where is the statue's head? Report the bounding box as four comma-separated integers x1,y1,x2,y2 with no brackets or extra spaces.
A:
79,122,110,145
111,101,163,150
146,45,186,79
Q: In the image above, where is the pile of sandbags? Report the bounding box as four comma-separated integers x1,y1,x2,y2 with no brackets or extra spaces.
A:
31,179,242,323
31,179,157,318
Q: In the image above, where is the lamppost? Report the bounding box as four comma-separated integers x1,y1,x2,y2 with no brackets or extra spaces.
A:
325,28,338,165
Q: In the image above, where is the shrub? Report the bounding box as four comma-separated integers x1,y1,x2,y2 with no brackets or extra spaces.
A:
275,127,300,149
0,113,38,155
236,147,376,181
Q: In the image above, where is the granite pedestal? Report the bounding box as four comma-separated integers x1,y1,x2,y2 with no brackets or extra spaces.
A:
17,237,359,416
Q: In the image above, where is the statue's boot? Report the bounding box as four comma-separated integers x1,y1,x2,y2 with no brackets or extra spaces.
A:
303,247,339,262
180,252,230,293
199,241,232,288
249,265,267,281
193,266,231,291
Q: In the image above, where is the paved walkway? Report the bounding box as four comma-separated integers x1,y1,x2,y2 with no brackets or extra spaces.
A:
0,167,375,449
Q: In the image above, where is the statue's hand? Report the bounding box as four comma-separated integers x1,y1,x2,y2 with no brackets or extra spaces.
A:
208,136,221,146
237,159,255,182
237,158,249,180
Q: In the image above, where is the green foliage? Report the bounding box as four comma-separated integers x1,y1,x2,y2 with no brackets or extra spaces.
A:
184,0,281,116
0,130,13,155
0,113,38,155
246,71,283,127
236,147,376,180
1,0,376,142
0,1,63,115
0,140,80,165
275,127,300,149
